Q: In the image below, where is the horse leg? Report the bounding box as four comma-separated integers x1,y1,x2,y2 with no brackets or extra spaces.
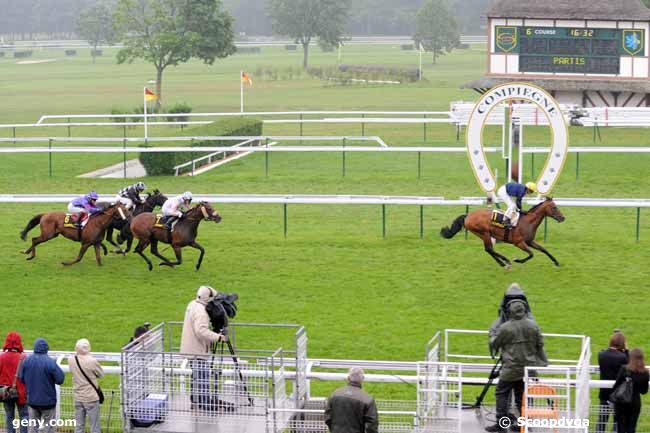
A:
134,239,153,271
529,240,560,267
482,237,509,268
124,232,134,253
100,242,108,256
24,233,58,260
62,243,91,266
94,243,103,266
513,242,534,264
160,246,183,267
150,240,172,265
189,241,205,271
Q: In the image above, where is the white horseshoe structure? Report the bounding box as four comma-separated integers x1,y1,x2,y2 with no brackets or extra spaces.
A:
466,82,568,195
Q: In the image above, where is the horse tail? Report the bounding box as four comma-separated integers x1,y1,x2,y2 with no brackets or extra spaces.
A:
440,215,466,239
20,214,44,241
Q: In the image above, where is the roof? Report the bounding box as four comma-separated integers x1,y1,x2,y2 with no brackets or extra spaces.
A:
461,76,650,93
487,0,650,21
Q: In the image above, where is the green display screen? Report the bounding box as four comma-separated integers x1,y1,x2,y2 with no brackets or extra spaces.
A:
494,26,646,74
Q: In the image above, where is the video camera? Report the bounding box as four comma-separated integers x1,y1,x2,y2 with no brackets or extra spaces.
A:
205,292,239,334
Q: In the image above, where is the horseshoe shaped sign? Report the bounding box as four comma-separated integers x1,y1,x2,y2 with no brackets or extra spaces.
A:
466,82,568,195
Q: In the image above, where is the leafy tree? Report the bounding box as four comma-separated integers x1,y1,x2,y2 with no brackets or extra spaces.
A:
413,0,460,64
77,3,116,63
643,0,650,8
113,0,235,109
268,0,351,68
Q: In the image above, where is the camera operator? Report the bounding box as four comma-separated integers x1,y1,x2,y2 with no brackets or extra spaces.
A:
180,286,226,410
488,283,535,357
485,297,547,433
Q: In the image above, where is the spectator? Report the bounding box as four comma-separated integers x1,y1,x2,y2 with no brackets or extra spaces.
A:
18,338,64,433
598,332,629,433
325,367,378,433
180,286,225,410
68,339,104,433
613,348,649,433
0,332,28,433
485,300,547,433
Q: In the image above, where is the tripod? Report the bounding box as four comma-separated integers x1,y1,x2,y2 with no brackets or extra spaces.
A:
463,356,502,409
212,334,255,407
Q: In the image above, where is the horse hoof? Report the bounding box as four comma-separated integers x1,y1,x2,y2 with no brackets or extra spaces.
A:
504,263,512,271
26,256,34,261
148,265,153,271
554,262,560,267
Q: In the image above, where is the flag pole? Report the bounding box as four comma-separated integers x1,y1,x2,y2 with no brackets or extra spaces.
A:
143,86,148,140
240,70,244,113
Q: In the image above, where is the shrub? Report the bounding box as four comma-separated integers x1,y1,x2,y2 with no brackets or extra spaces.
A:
65,49,77,56
320,45,334,52
401,44,414,51
457,43,470,50
139,117,263,176
307,64,420,84
14,51,33,58
131,105,156,123
91,49,103,56
166,102,192,123
285,44,297,51
0,52,5,58
110,108,129,124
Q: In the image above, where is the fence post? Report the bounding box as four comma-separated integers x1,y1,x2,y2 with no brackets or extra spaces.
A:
361,113,365,136
530,153,535,178
417,151,422,179
342,137,346,177
464,205,469,239
67,117,71,138
12,127,16,144
123,124,127,139
282,204,288,238
48,138,53,177
123,138,127,179
265,138,269,177
636,207,641,242
544,217,548,242
575,152,580,180
419,205,424,239
190,138,195,177
423,114,427,142
381,204,386,239
299,113,303,145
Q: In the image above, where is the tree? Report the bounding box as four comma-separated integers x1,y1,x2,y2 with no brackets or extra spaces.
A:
268,0,351,69
113,0,235,109
77,3,116,63
413,0,460,65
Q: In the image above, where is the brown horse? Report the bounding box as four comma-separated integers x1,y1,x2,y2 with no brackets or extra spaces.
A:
440,198,565,268
20,204,130,266
130,202,222,271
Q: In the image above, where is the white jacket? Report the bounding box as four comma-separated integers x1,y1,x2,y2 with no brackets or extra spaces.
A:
180,299,222,357
162,195,187,217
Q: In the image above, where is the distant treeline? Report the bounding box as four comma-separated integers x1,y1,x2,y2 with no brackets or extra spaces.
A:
0,0,490,40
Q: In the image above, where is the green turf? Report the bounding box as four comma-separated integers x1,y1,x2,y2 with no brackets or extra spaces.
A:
1,43,649,405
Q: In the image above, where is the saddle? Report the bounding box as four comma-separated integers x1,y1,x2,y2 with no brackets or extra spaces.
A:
154,215,175,232
490,210,511,229
64,214,84,229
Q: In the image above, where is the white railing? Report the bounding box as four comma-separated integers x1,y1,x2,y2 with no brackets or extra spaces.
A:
172,137,261,176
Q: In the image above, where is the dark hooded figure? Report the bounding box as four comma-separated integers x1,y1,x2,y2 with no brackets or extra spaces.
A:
488,283,535,357
485,300,547,433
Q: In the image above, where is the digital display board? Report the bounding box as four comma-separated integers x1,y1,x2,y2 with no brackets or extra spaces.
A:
494,26,646,74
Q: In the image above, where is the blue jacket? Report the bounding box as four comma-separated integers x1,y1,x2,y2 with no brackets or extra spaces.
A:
18,339,64,408
70,195,101,214
505,182,527,209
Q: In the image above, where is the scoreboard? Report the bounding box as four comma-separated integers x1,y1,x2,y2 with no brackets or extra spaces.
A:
494,26,646,74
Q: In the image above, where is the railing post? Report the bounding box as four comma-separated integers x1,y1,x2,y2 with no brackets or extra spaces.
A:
123,124,127,139
361,113,365,136
190,138,195,177
464,205,469,239
417,151,421,179
381,204,386,239
423,114,427,142
48,138,53,177
575,152,580,180
123,138,127,179
419,205,424,239
342,137,346,177
283,204,288,238
265,137,269,177
299,113,303,145
12,127,16,144
636,207,641,242
67,117,71,138
531,153,535,178
544,217,548,242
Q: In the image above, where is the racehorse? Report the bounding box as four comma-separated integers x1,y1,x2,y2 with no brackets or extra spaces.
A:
20,204,130,266
104,189,168,254
130,202,222,271
440,198,565,268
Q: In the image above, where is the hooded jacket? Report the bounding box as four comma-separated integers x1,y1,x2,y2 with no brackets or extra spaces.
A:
180,298,223,357
492,301,548,382
0,332,27,405
488,284,535,355
18,338,65,408
68,339,104,403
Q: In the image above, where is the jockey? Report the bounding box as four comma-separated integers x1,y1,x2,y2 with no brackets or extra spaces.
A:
496,181,537,227
68,191,101,226
115,181,146,210
161,191,193,229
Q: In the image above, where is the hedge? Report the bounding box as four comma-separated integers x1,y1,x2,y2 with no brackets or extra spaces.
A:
139,117,263,176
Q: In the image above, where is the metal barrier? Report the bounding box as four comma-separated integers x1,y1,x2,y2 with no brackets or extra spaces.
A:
417,362,463,432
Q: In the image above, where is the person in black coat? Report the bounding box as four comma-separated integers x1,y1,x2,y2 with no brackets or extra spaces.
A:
598,332,629,433
612,348,649,433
